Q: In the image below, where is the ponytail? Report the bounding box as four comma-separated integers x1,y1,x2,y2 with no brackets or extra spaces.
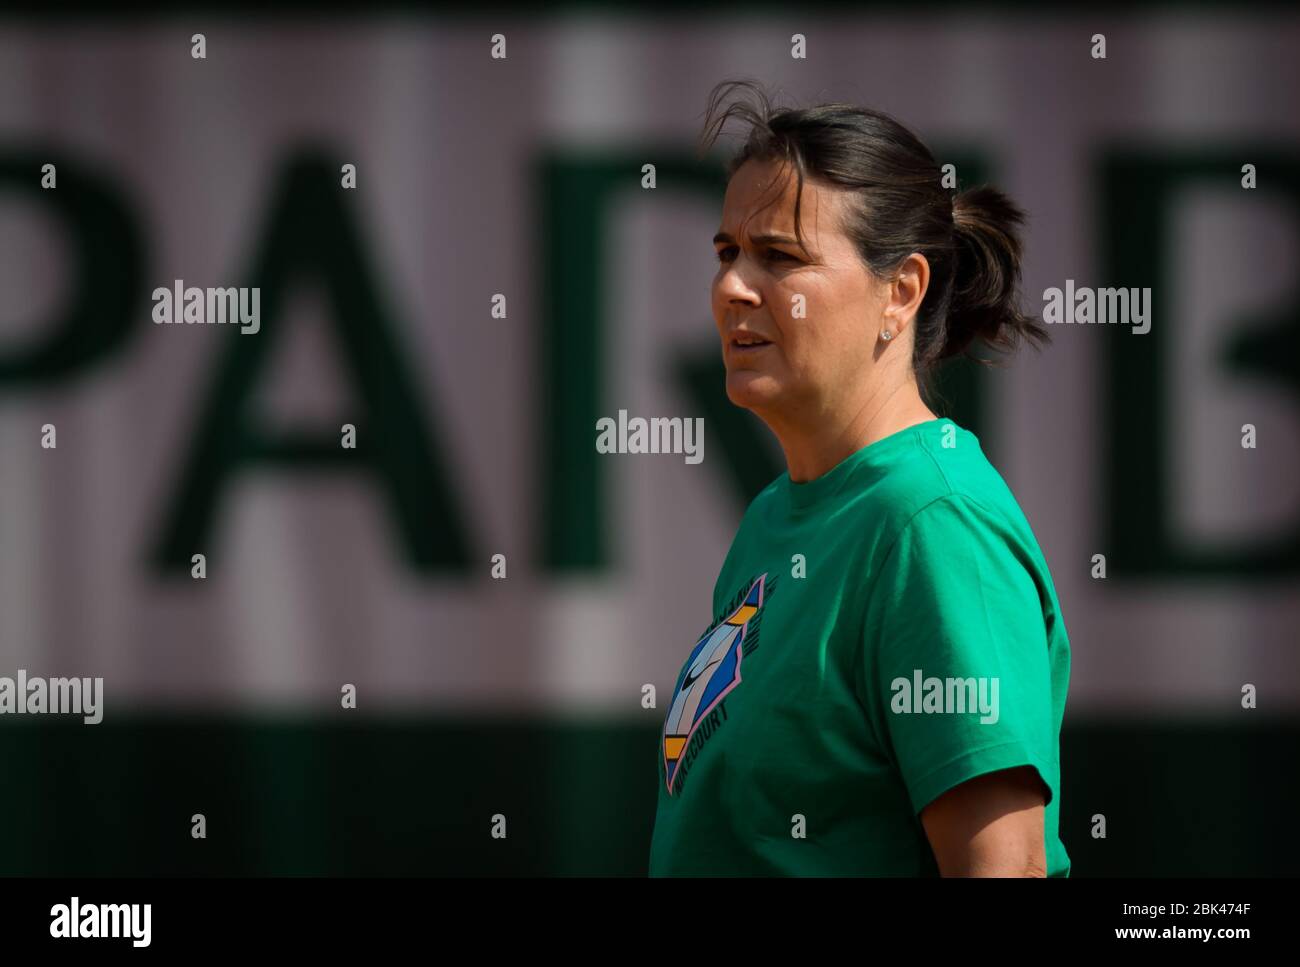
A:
935,185,1049,365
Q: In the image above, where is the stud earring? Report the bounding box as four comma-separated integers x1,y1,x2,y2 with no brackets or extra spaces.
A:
880,330,892,341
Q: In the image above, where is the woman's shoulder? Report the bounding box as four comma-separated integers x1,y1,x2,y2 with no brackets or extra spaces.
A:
871,418,990,491
861,421,1029,540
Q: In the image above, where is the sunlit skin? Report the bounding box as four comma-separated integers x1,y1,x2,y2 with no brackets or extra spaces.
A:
711,157,1048,877
920,766,1048,877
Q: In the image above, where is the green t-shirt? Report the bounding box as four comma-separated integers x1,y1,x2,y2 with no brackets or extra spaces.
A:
648,418,1071,876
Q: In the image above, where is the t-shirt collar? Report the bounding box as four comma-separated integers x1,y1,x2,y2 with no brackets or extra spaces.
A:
784,418,948,514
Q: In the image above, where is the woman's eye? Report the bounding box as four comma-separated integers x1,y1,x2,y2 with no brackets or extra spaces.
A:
714,246,797,264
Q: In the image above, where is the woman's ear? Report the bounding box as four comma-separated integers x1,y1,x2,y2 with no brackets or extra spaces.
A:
884,253,931,338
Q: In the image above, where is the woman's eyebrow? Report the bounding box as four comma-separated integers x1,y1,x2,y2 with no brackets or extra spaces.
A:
713,230,801,247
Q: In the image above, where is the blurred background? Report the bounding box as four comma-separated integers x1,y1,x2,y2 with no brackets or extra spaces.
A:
0,4,1297,876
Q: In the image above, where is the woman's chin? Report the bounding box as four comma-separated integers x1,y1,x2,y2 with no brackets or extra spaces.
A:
725,371,784,411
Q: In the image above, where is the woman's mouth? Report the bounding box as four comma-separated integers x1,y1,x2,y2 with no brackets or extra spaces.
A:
730,334,773,352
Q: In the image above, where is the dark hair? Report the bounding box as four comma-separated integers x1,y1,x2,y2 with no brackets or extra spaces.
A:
698,79,1049,404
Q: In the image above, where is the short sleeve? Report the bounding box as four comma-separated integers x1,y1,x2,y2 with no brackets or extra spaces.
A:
862,493,1059,817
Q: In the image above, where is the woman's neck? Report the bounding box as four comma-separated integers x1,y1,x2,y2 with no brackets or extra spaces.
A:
764,381,938,483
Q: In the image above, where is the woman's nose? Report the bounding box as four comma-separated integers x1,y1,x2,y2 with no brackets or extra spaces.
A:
716,264,761,306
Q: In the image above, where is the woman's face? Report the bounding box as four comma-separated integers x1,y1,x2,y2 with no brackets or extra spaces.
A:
711,157,889,420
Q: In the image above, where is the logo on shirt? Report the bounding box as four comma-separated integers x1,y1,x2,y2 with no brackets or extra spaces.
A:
662,572,773,794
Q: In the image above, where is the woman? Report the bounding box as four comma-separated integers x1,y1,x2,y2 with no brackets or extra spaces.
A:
649,80,1071,877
